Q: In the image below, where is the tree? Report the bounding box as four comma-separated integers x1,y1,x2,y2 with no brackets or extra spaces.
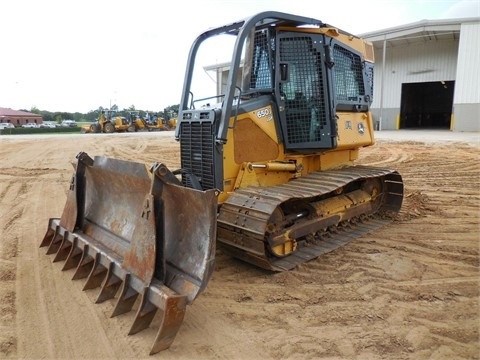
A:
162,104,179,119
7,105,179,124
167,104,179,114
29,106,41,114
41,112,54,122
54,114,63,124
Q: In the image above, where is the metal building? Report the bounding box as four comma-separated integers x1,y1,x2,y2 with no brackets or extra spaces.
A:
362,17,480,132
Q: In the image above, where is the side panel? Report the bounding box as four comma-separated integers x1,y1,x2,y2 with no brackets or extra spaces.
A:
335,112,375,149
223,97,283,199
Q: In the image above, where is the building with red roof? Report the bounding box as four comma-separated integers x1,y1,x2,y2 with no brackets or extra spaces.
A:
0,107,43,127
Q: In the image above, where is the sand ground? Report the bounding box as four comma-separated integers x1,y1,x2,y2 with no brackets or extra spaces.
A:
0,130,478,359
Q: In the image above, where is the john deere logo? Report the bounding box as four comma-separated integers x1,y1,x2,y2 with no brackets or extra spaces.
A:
357,123,365,135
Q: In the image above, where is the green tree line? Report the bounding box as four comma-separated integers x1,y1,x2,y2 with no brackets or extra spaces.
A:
24,104,180,123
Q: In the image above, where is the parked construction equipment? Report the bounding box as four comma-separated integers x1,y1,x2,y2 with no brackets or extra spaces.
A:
81,111,177,133
41,11,403,355
81,110,136,133
131,112,177,131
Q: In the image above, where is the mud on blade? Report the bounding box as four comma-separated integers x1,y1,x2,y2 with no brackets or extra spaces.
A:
40,152,218,354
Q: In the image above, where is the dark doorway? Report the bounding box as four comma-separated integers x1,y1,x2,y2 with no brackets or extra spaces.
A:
399,81,454,129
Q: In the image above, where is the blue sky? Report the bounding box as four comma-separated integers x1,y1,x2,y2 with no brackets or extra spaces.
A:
1,0,478,113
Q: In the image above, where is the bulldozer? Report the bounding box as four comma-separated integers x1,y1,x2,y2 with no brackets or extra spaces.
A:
41,11,403,355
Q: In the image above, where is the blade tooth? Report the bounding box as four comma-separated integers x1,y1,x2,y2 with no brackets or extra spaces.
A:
53,233,72,262
149,295,187,355
111,274,138,317
96,262,122,303
62,237,82,271
40,224,56,248
83,253,108,290
72,244,94,280
129,287,158,335
45,228,63,255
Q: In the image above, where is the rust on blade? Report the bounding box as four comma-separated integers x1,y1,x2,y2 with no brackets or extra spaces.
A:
40,152,218,355
149,292,188,355
123,194,157,284
152,163,218,303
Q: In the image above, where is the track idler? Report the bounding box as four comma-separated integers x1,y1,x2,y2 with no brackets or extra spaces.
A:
40,152,218,354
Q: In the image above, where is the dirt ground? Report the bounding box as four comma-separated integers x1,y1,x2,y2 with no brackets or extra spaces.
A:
0,131,478,360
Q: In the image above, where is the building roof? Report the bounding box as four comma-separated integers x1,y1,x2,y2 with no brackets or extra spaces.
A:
360,17,480,48
0,107,40,117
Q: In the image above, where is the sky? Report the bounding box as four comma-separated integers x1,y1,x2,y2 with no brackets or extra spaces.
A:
1,0,478,113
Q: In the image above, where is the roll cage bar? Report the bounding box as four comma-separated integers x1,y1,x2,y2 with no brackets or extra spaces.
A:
177,11,325,143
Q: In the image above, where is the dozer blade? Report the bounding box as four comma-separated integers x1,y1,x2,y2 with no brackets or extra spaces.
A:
40,152,218,355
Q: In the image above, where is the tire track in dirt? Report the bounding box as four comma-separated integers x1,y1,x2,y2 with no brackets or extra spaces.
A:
105,134,149,159
1,133,187,359
350,234,478,269
13,148,167,358
73,132,180,168
14,167,124,358
351,141,479,358
0,167,66,179
0,137,135,358
358,146,414,167
0,179,23,358
203,140,480,359
105,132,180,167
2,133,479,359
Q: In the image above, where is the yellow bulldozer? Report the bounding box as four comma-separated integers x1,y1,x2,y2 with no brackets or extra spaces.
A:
41,12,403,355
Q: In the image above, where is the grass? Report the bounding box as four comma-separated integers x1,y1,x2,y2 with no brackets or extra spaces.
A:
0,127,82,135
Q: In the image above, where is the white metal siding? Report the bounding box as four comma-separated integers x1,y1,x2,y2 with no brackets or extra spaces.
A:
453,23,480,104
372,39,459,109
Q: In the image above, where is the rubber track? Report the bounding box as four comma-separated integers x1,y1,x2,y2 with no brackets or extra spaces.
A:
217,165,403,271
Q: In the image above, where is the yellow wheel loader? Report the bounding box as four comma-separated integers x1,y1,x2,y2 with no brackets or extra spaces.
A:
41,11,403,355
158,116,177,130
132,112,177,132
85,110,136,133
